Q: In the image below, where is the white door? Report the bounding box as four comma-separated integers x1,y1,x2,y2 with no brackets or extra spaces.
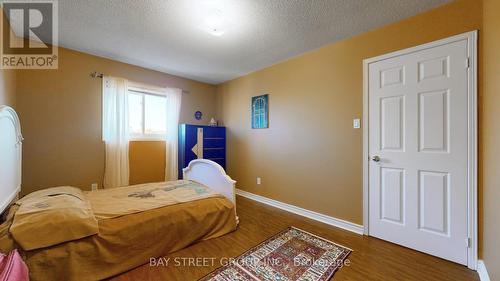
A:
367,38,470,265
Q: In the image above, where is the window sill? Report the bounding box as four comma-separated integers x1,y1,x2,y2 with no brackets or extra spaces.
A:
129,137,166,142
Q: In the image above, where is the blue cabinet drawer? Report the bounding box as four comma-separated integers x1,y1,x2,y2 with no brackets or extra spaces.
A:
203,148,225,159
203,138,225,148
202,127,225,138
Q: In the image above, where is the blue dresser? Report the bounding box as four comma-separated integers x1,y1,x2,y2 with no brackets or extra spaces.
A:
178,124,226,179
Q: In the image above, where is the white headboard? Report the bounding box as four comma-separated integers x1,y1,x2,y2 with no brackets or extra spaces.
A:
183,159,236,204
0,106,23,214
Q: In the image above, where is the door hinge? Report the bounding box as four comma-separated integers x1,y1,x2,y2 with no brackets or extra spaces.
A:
466,58,470,69
466,237,471,248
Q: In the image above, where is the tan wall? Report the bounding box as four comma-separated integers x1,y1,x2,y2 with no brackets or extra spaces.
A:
0,13,16,108
481,0,500,278
216,0,482,225
16,47,217,194
0,69,16,107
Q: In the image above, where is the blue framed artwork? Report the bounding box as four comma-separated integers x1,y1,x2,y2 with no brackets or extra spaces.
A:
251,94,269,129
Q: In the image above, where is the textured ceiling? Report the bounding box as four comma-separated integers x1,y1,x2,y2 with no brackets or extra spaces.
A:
56,0,451,84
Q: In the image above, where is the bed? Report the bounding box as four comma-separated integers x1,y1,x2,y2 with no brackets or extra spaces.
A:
0,105,238,280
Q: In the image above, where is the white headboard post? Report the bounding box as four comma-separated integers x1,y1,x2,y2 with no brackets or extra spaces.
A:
0,106,23,214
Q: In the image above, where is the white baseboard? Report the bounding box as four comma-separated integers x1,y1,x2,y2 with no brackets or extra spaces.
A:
236,189,364,235
477,260,490,281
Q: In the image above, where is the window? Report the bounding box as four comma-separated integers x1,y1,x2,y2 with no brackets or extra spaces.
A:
128,89,167,140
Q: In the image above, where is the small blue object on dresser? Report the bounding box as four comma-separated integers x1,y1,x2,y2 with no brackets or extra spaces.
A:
194,111,203,120
178,124,226,179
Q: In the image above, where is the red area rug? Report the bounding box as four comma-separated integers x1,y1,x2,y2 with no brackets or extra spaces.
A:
200,227,352,281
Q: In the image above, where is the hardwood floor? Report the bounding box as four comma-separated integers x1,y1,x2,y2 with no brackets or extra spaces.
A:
112,195,479,281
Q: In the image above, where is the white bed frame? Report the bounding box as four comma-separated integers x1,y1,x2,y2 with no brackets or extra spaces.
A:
0,106,23,214
183,159,238,223
183,159,236,205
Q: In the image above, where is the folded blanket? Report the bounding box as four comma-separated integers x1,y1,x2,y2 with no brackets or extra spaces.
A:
10,186,99,251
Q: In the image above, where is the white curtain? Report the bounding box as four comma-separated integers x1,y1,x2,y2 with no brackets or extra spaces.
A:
102,76,130,188
165,87,182,181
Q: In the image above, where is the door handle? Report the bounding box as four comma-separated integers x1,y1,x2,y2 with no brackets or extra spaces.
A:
372,156,381,162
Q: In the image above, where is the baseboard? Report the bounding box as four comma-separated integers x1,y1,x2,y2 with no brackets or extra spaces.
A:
477,260,490,281
236,189,364,235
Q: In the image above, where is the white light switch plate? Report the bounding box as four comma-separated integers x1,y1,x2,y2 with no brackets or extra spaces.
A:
353,118,361,129
257,177,261,185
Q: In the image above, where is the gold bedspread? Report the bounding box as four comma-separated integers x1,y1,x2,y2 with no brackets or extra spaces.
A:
86,180,221,219
0,183,237,281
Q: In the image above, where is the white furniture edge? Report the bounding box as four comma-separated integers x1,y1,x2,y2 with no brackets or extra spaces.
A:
477,260,491,281
0,106,23,214
236,189,364,235
362,30,478,270
183,159,236,205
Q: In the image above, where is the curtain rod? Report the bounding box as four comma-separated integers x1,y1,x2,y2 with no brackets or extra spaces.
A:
90,71,190,94
90,71,104,78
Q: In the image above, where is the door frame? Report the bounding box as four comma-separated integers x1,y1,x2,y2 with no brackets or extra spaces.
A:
362,31,478,270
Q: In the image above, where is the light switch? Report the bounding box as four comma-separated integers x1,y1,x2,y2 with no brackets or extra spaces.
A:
353,119,361,129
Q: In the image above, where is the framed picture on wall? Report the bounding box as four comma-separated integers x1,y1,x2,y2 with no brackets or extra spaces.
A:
251,94,269,129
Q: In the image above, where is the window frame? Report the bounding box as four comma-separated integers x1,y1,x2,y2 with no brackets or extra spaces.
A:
128,87,167,141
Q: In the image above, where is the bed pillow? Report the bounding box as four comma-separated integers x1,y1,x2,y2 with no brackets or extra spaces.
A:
10,186,99,251
0,250,28,281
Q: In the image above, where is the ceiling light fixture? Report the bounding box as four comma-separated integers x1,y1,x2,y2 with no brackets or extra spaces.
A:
198,8,227,36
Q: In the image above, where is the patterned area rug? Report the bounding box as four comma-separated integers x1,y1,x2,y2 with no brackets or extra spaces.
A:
200,227,352,281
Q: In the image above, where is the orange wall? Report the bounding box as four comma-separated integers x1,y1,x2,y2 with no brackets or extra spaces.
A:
481,0,500,278
217,0,482,225
129,141,166,185
16,47,217,194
